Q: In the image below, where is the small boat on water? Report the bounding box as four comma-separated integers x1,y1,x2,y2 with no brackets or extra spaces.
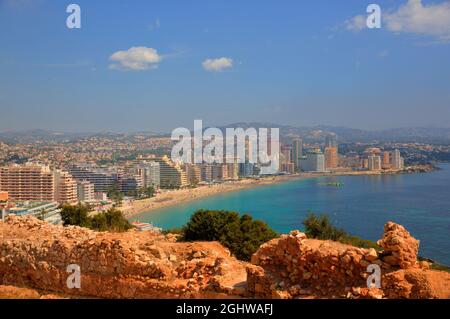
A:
318,182,344,187
132,221,162,233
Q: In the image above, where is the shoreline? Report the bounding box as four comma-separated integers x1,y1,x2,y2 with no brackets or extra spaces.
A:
121,167,431,219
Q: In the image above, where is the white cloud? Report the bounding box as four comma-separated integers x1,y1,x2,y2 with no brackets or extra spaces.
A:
202,57,233,72
384,0,450,41
345,0,450,42
109,47,162,71
345,15,367,32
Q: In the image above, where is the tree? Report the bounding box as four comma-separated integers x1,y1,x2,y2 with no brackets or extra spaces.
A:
143,186,155,198
59,204,132,233
137,186,155,199
182,210,278,261
107,183,124,207
302,213,346,241
302,213,380,250
90,208,133,232
60,204,91,228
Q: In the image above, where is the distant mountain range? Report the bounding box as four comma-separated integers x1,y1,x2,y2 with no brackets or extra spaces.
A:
216,123,450,144
1,125,450,144
0,129,162,144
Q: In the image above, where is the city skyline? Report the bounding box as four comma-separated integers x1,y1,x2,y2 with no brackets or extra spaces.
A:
1,0,450,132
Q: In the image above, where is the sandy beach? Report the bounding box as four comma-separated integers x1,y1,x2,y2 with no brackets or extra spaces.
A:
121,175,295,218
121,169,406,219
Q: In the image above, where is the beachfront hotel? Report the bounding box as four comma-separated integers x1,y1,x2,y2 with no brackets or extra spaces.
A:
0,163,77,204
368,155,382,171
324,147,339,170
154,156,188,188
135,161,161,189
67,163,120,193
391,149,404,170
292,138,303,172
300,152,326,173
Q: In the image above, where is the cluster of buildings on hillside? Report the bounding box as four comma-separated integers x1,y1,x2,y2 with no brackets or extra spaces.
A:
0,135,173,166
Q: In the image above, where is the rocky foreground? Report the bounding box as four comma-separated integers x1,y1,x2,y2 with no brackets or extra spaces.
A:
0,216,449,299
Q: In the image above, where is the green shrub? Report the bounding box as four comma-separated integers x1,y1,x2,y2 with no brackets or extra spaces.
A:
90,208,133,232
60,205,132,233
60,204,91,228
302,213,380,250
182,210,278,261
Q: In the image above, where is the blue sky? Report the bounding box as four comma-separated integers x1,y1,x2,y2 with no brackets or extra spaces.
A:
1,0,450,132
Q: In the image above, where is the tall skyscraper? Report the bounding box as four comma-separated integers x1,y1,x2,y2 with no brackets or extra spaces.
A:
280,145,292,164
391,149,404,170
325,134,338,148
382,151,391,169
368,155,382,171
292,138,303,172
324,147,339,170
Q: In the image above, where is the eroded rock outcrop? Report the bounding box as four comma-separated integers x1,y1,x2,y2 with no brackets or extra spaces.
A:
1,216,449,299
247,230,386,298
377,222,419,269
0,216,247,298
246,223,450,299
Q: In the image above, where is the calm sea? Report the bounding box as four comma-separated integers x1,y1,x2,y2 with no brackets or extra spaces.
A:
133,163,450,265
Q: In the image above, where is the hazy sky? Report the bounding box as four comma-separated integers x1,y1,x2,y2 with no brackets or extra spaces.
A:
1,0,450,133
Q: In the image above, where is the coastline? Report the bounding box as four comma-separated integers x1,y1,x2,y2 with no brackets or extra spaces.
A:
122,175,297,219
121,167,430,219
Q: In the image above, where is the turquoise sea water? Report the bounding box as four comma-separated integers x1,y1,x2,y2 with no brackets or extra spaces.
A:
133,163,450,265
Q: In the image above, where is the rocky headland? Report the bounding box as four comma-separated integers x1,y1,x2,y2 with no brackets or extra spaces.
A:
0,216,449,299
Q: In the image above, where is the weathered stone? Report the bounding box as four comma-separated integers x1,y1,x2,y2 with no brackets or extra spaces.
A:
377,222,419,269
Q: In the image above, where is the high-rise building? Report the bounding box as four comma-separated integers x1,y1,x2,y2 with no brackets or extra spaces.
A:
0,163,77,204
200,164,213,182
325,134,338,148
292,138,303,172
239,162,255,177
136,161,160,189
67,164,119,193
211,164,223,181
225,162,239,180
324,147,339,170
120,175,143,195
53,169,78,204
391,149,404,170
382,151,391,169
280,145,292,164
0,164,54,202
0,191,8,202
281,162,295,174
77,180,95,203
154,156,188,188
368,155,382,171
300,152,325,172
184,164,201,185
